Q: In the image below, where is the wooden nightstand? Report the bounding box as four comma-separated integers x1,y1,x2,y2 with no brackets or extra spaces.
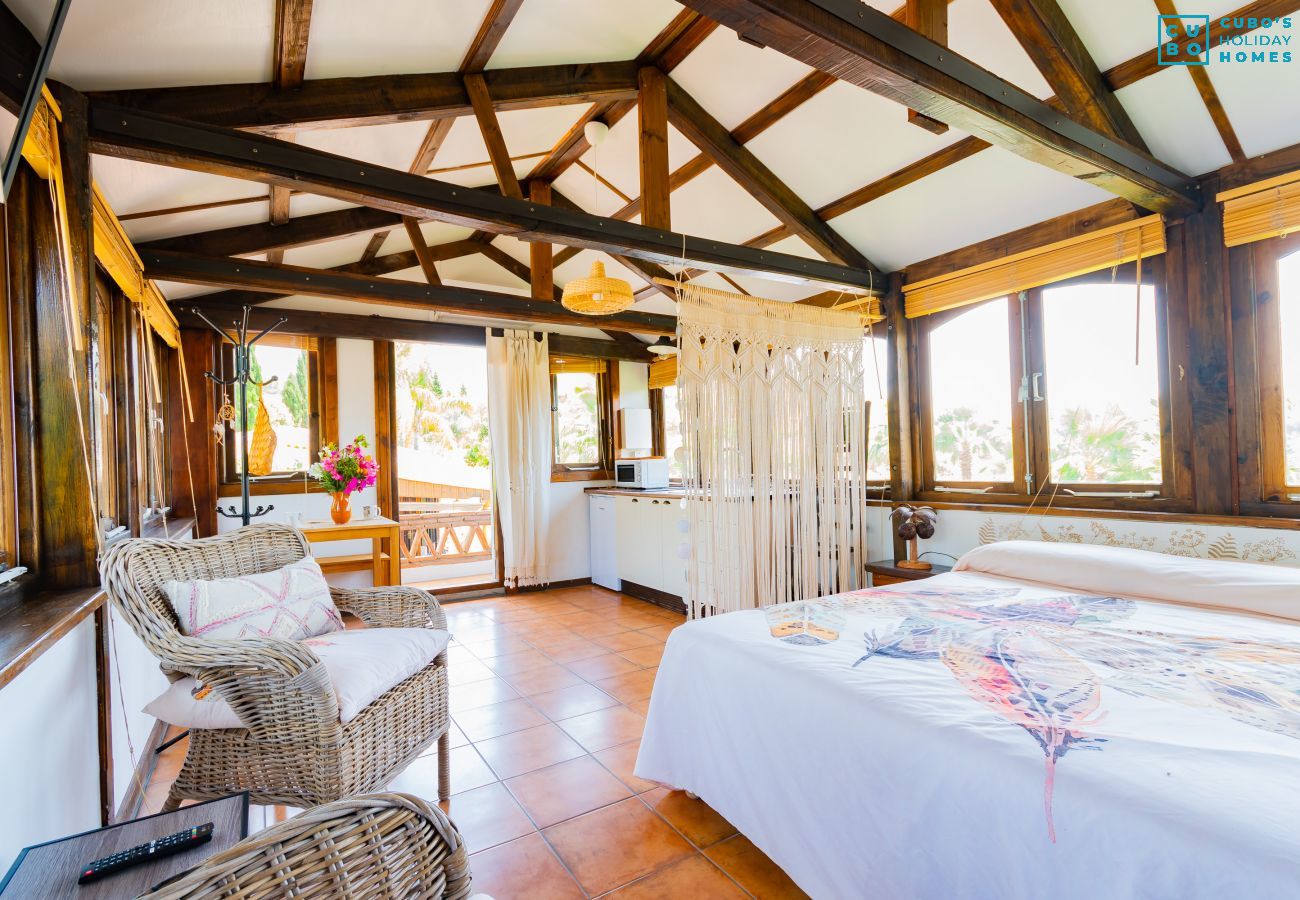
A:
866,559,952,587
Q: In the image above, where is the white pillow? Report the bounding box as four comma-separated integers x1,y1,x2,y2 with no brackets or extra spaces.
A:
164,557,343,641
145,626,450,728
955,540,1300,621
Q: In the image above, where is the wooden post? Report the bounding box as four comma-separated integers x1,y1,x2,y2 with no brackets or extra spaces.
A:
905,0,949,134
637,65,671,230
372,340,399,531
528,179,554,301
885,273,914,562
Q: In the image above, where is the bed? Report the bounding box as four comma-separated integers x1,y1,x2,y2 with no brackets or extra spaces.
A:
636,540,1300,899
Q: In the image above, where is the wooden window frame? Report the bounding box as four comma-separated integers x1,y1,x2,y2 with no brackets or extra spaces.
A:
550,356,616,482
1236,232,1300,517
0,210,16,572
649,382,687,485
914,261,1192,512
217,336,338,496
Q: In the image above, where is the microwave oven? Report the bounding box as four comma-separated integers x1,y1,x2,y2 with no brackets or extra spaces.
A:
614,457,670,490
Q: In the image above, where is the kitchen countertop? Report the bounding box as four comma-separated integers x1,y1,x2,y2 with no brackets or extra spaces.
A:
585,486,689,501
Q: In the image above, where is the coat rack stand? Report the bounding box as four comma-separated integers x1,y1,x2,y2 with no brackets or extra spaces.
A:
192,305,289,527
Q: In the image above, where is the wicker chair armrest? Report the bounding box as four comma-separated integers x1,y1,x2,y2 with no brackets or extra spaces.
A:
330,585,447,631
138,792,472,899
160,634,322,681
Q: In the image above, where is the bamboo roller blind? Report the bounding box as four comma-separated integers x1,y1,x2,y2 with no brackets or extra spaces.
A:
648,356,677,390
549,357,607,375
1218,171,1300,247
903,214,1167,318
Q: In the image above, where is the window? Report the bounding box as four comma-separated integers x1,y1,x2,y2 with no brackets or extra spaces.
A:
864,333,890,484
219,335,337,493
660,383,683,481
88,281,121,536
915,263,1184,507
1241,233,1300,511
921,297,1016,487
550,356,614,480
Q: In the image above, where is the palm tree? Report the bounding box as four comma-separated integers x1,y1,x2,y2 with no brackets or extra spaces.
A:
933,407,1007,481
1051,405,1157,483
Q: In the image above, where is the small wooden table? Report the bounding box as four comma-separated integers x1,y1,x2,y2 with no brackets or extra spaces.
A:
300,516,401,587
866,559,953,587
1,793,248,899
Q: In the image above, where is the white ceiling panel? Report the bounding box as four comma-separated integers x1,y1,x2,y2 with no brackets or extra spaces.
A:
120,202,269,245
1116,66,1232,177
92,156,258,216
948,0,1054,99
155,280,225,301
670,28,812,131
1058,0,1158,72
289,195,362,219
380,222,479,257
665,166,783,246
305,0,491,79
1206,39,1300,158
281,234,376,269
747,81,963,210
296,121,432,172
488,0,681,69
833,146,1112,272
38,0,274,90
421,104,585,176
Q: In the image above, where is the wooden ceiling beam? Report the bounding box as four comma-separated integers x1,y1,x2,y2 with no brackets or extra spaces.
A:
403,218,443,285
461,0,526,71
638,66,671,231
1149,0,1246,162
140,206,403,256
0,2,39,115
142,250,676,334
89,102,879,289
665,77,884,277
677,0,1199,215
903,0,949,134
266,1,314,264
989,0,1147,149
464,73,524,200
86,60,640,131
527,180,555,300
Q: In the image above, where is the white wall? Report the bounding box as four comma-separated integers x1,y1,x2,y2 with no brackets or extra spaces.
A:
0,618,100,872
107,606,168,815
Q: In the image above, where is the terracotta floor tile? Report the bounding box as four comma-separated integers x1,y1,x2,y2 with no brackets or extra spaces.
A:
451,676,521,712
505,755,632,828
623,697,653,716
603,854,749,899
566,652,644,681
468,833,584,900
556,705,647,753
475,722,586,779
641,787,738,848
593,667,659,704
447,657,497,686
540,638,610,663
446,721,469,748
505,663,587,696
389,744,497,797
619,644,666,668
592,740,659,794
459,634,534,659
543,797,694,895
570,620,632,638
437,781,535,853
637,624,680,640
527,628,586,650
486,648,555,677
706,835,810,899
529,683,620,721
593,629,663,652
453,697,548,742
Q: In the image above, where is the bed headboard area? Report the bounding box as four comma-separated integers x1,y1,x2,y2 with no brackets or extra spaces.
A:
878,507,1300,569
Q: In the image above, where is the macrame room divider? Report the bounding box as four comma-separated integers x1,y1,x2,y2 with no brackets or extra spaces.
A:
676,282,868,617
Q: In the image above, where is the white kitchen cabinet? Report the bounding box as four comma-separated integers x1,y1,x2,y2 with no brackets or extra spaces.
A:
589,494,620,590
657,499,689,598
604,494,689,600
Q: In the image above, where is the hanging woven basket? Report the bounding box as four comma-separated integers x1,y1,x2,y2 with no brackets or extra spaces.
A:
561,260,635,315
247,393,278,476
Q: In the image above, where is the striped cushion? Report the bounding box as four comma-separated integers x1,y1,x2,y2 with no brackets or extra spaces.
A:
164,557,344,641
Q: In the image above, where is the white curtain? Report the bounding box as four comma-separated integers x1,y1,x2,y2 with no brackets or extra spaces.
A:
486,328,551,588
677,283,867,617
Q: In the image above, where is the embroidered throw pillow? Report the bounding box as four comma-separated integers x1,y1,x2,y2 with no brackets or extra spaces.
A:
144,626,450,728
164,556,343,641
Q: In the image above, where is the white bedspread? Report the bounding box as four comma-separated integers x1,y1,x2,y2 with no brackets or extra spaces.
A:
636,568,1300,899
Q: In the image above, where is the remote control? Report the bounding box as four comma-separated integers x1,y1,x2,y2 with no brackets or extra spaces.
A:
78,822,214,885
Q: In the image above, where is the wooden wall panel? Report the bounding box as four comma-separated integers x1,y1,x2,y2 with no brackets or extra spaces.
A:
372,340,399,522
171,329,218,536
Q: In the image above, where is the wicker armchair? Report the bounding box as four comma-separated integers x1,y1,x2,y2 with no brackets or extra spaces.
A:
138,793,473,899
100,524,451,810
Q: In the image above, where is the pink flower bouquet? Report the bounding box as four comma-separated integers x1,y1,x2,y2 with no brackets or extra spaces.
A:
310,435,379,496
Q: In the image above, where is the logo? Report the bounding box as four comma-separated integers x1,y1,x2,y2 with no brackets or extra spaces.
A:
1157,14,1294,66
1158,14,1210,65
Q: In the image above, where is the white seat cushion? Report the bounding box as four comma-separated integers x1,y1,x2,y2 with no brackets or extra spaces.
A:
145,626,450,728
164,557,344,641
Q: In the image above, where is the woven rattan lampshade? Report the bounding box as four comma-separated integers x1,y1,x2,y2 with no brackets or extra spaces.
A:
561,260,635,315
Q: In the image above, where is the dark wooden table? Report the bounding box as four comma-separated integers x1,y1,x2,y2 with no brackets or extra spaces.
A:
866,559,953,587
1,793,248,899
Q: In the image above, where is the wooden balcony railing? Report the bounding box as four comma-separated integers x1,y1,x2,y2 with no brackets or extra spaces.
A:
398,501,493,568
